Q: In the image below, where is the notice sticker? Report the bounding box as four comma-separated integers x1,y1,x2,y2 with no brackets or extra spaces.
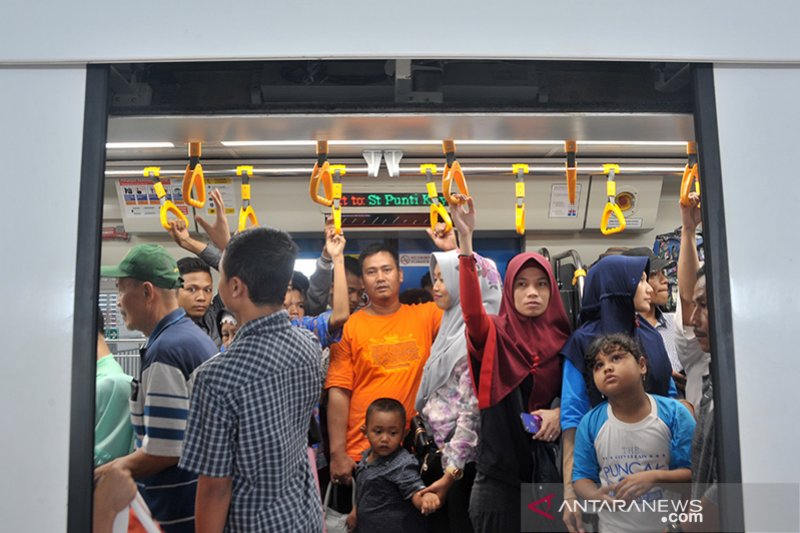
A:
205,177,237,215
549,183,582,218
399,253,432,267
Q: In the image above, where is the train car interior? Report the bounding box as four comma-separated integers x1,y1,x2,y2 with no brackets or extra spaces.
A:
85,58,744,531
100,59,699,358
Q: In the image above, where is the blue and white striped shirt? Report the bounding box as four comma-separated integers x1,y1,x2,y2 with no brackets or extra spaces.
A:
130,308,217,533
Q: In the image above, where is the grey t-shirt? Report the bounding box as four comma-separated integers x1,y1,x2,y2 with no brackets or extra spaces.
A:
355,448,428,533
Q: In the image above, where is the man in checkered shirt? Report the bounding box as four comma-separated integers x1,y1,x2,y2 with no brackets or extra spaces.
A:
180,227,323,532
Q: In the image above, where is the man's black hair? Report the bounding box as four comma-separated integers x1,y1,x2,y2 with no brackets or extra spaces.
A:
420,271,432,289
97,306,105,336
291,270,309,296
344,256,361,278
359,243,399,271
222,227,299,306
177,256,211,277
696,265,706,280
366,397,406,427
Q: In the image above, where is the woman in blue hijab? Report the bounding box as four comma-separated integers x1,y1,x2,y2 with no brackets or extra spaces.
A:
559,255,677,532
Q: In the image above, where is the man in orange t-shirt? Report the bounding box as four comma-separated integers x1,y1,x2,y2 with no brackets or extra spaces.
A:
326,244,443,487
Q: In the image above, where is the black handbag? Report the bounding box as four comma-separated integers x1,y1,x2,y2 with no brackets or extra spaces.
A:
410,415,444,484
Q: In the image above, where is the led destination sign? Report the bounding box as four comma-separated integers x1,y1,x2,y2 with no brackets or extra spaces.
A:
337,192,446,207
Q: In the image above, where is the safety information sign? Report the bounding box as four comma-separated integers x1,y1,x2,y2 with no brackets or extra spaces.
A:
205,177,237,215
117,178,189,218
548,183,582,218
399,253,432,267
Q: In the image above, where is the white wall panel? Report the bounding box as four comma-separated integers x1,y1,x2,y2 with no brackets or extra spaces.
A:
0,66,86,531
713,65,800,508
1,1,800,64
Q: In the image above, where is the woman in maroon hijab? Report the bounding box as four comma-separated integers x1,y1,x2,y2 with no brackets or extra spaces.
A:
452,195,571,533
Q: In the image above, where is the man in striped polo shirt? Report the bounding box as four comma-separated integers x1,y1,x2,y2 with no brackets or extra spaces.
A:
97,244,218,532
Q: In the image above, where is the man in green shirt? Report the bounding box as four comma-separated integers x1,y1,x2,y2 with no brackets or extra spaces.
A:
95,309,134,466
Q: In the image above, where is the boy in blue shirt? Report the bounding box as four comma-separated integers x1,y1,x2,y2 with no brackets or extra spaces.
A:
573,333,695,533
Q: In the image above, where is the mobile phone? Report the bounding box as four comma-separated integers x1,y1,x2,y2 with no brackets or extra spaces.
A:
520,412,542,434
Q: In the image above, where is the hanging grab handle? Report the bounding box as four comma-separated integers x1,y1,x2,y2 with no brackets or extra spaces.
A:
309,140,334,207
182,142,207,209
236,165,259,232
565,140,578,205
680,141,700,206
600,164,626,235
512,164,528,235
421,164,453,234
441,140,469,205
145,166,188,231
330,164,346,235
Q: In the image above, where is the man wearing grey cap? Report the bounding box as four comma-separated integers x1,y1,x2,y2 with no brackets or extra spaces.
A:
95,244,218,533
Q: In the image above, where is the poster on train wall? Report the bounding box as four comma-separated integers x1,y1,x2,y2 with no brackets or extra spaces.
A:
204,177,237,216
548,183,582,218
117,178,189,218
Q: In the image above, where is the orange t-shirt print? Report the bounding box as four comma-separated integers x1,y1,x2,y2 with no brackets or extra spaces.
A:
369,333,421,371
326,302,443,461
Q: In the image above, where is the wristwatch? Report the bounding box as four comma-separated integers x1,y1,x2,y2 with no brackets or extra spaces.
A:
445,466,464,480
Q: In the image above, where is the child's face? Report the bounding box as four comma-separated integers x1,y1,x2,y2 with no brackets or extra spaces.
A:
592,349,647,397
363,410,405,457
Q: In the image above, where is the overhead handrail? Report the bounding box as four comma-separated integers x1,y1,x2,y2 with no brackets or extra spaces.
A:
236,165,259,231
145,166,188,231
309,140,334,207
182,142,207,208
600,164,626,236
441,140,469,205
565,140,578,205
330,164,346,235
512,164,528,235
421,164,453,234
680,141,700,206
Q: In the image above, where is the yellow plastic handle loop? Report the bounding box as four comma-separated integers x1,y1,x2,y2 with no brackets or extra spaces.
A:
514,165,527,235
241,183,252,201
309,161,333,207
330,166,345,235
600,202,626,235
680,143,700,207
426,181,438,199
238,205,259,232
430,202,453,234
572,268,587,286
515,203,525,235
443,160,469,205
160,201,188,231
182,163,207,208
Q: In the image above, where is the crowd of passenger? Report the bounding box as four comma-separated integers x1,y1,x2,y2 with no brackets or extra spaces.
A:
92,190,717,533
